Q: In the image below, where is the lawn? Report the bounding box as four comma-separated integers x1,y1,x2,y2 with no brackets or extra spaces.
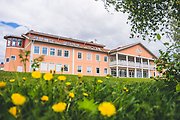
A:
0,71,179,120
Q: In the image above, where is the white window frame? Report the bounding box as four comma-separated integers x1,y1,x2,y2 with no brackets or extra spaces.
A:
6,57,10,62
34,46,40,54
50,48,55,56
78,52,83,60
64,64,69,72
87,66,92,73
87,53,92,60
64,50,70,58
42,47,48,55
77,66,82,73
104,68,108,74
96,54,100,61
96,67,100,74
11,55,16,60
104,56,108,62
57,49,62,57
40,62,48,71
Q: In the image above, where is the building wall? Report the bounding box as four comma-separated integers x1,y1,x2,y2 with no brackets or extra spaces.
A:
119,44,155,59
32,42,109,76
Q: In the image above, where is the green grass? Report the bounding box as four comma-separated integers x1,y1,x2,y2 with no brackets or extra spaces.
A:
0,71,179,120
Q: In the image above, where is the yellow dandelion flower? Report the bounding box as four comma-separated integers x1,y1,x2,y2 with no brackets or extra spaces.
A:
8,106,17,118
11,93,26,105
9,79,15,83
32,71,41,79
52,102,67,112
22,77,26,81
0,81,6,88
41,95,49,102
65,82,71,86
58,76,66,81
97,79,103,83
123,87,129,92
98,102,116,117
106,76,110,79
77,74,83,78
69,92,75,98
83,92,88,97
44,73,53,81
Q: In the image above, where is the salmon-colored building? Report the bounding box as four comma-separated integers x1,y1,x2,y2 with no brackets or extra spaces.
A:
4,30,157,77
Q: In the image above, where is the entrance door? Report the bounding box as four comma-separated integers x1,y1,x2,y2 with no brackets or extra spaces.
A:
129,70,135,77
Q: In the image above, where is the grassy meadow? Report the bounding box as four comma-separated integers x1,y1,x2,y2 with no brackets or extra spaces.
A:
0,71,179,120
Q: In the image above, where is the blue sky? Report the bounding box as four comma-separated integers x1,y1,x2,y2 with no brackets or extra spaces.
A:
0,0,167,63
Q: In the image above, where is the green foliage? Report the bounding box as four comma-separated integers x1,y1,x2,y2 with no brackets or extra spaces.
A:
18,50,30,72
31,55,44,71
78,98,98,114
0,71,179,119
154,42,180,82
99,0,179,41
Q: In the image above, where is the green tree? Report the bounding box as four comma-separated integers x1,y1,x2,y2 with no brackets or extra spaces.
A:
19,50,30,72
99,0,179,41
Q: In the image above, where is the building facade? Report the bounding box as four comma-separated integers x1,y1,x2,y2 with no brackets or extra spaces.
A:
3,30,157,78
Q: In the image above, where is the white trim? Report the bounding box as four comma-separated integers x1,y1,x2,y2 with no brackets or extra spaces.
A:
64,50,70,58
77,51,83,60
87,53,92,60
42,47,48,55
86,66,92,73
10,55,16,60
29,40,34,72
50,48,56,56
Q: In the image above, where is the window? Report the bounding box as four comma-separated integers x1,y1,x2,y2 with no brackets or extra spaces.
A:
6,58,9,62
40,62,48,71
57,49,62,56
77,66,82,72
104,68,108,74
104,56,108,62
17,39,22,46
56,64,62,72
12,38,17,46
11,56,16,60
87,53,91,60
34,46,40,54
87,66,92,73
96,55,100,61
7,38,12,46
64,50,69,57
78,52,82,59
64,64,69,71
50,48,55,56
96,68,100,74
42,47,48,55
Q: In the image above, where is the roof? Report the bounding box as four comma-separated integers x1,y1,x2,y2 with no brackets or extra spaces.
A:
4,35,24,39
110,42,157,59
26,30,106,48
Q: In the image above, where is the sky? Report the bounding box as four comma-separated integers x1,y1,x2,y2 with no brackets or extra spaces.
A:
0,0,167,63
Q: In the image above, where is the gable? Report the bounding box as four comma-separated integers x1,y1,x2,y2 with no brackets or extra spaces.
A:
117,44,156,59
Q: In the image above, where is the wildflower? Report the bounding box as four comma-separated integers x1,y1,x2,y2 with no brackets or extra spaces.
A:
83,92,88,97
58,76,66,81
44,73,53,81
41,95,49,102
52,102,67,112
0,81,6,88
123,87,129,92
8,106,17,118
77,74,83,79
98,102,116,117
69,92,75,98
106,76,110,79
32,71,41,79
11,93,26,105
65,82,71,86
9,79,15,83
97,79,103,83
22,77,26,81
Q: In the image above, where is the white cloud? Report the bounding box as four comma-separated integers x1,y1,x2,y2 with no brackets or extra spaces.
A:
0,0,166,62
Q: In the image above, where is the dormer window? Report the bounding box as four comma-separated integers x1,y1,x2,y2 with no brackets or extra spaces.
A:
6,38,23,47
